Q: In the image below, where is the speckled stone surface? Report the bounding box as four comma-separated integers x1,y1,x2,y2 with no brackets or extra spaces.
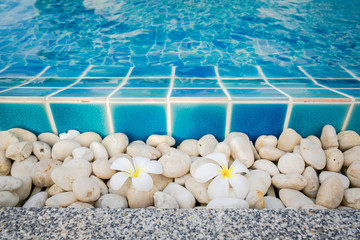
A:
0,208,359,239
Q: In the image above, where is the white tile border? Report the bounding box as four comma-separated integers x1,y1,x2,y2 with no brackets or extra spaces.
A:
0,66,10,73
166,67,176,136
340,66,360,81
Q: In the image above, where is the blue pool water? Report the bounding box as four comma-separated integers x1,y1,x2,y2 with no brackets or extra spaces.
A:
0,0,359,67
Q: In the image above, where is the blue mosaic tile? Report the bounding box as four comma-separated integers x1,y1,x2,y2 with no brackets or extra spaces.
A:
0,88,58,97
334,89,360,100
111,104,167,141
175,66,216,78
0,78,29,87
344,67,360,78
124,78,170,88
86,66,130,77
173,78,220,88
171,103,227,144
111,89,168,99
222,79,269,88
268,79,320,88
130,67,172,77
228,88,287,100
23,78,77,87
316,79,360,88
281,88,349,99
288,104,350,137
347,104,360,133
261,65,306,78
41,66,87,77
50,103,109,137
73,78,123,88
171,88,226,98
0,103,52,134
218,65,260,78
230,104,288,141
0,66,47,77
53,88,113,98
302,66,353,78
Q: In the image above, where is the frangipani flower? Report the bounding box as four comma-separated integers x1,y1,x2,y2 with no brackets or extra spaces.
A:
109,156,162,192
192,152,249,199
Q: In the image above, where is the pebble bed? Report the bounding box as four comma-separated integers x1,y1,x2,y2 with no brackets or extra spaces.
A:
0,125,360,210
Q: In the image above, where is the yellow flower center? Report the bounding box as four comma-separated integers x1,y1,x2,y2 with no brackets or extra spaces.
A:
130,168,141,178
219,166,233,179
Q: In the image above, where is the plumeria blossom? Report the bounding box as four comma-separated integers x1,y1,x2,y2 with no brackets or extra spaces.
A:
109,156,162,192
192,152,249,199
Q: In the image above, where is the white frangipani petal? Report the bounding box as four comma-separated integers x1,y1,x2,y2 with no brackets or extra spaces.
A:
204,152,229,168
207,175,229,199
109,172,131,190
230,160,250,175
110,157,135,173
145,161,163,174
229,174,249,199
133,156,151,171
132,173,154,191
193,163,222,183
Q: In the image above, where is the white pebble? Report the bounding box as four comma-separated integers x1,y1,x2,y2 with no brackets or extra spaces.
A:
72,147,94,162
277,153,305,174
153,192,179,208
0,191,19,207
255,135,277,152
338,131,360,151
324,148,344,172
89,142,108,161
342,188,360,209
11,155,38,179
127,184,157,208
178,139,199,156
229,135,254,168
0,131,20,151
272,173,307,190
302,166,320,198
319,171,349,189
343,146,360,167
8,128,37,142
32,141,51,160
277,128,302,152
247,170,271,195
146,135,175,147
0,150,11,176
185,175,211,204
259,146,285,161
316,175,344,209
45,192,77,207
0,176,23,191
207,198,249,209
37,132,60,147
264,196,285,209
74,132,102,147
300,139,326,170
126,142,161,160
52,140,81,161
197,134,218,157
252,160,279,176
5,141,32,161
347,160,360,187
31,159,62,187
279,189,314,209
95,194,128,208
163,183,196,209
23,191,48,208
320,125,339,149
102,133,129,158
59,130,80,140
159,149,191,178
72,176,101,202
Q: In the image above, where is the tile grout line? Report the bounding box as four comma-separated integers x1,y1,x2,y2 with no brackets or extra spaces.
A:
215,66,232,136
298,66,355,131
257,65,293,130
166,67,176,137
0,66,10,73
340,65,360,82
106,67,134,134
44,65,93,135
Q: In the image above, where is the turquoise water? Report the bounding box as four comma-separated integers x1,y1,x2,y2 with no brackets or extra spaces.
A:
0,0,359,67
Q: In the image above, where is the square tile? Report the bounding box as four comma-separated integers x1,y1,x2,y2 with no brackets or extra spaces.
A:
0,103,52,134
50,103,109,137
123,78,170,88
73,78,123,88
52,88,114,98
347,104,360,133
23,78,77,87
230,104,288,141
85,66,130,77
268,79,320,88
111,104,167,141
174,78,220,88
170,89,226,98
281,89,349,100
288,104,350,137
171,103,227,144
111,89,168,99
218,65,260,78
222,79,269,88
175,66,216,78
0,66,47,77
302,66,353,78
316,79,360,88
0,88,59,97
41,66,87,77
228,88,288,100
0,78,29,87
260,65,306,78
334,89,360,100
130,67,172,77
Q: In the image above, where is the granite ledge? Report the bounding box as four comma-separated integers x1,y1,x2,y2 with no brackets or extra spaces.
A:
0,208,359,239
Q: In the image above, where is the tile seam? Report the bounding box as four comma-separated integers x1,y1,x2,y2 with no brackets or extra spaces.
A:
0,66,10,73
166,67,176,136
340,65,360,81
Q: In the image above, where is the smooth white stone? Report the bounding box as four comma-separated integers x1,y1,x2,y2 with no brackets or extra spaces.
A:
229,135,254,168
338,131,360,151
302,166,320,198
300,139,326,170
72,147,94,162
74,132,102,147
89,142,109,161
197,134,219,157
95,194,128,208
31,158,62,187
150,174,173,191
347,160,360,187
29,186,43,198
32,141,51,161
207,198,249,209
63,156,73,165
185,175,211,204
52,140,81,161
45,192,77,207
272,173,307,190
102,133,129,158
0,150,11,176
23,191,48,208
67,202,94,208
127,184,157,208
72,176,100,202
13,176,32,201
245,190,265,209
156,143,174,155
316,175,344,209
163,183,196,209
277,153,305,174
259,146,285,161
306,135,322,148
293,145,301,154
266,184,276,197
59,130,80,140
153,192,179,208
252,159,279,176
190,157,217,177
264,196,285,209
174,173,192,186
146,135,175,147
343,146,360,167
107,178,131,198
90,175,108,195
0,131,20,151
342,188,360,209
37,132,60,147
224,132,249,145
11,155,38,179
0,191,19,207
250,141,260,160
255,135,278,152
279,189,314,209
247,170,271,195
320,125,338,149
214,142,231,159
159,149,191,178
5,141,32,162
277,128,302,152
0,176,23,191
319,171,350,189
301,204,328,210
47,184,64,196
324,148,344,172
126,142,161,160
8,128,37,142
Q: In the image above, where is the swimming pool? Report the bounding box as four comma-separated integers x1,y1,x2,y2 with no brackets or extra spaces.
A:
1,0,360,67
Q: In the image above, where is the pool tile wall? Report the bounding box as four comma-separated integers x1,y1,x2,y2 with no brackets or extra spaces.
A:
0,65,359,141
